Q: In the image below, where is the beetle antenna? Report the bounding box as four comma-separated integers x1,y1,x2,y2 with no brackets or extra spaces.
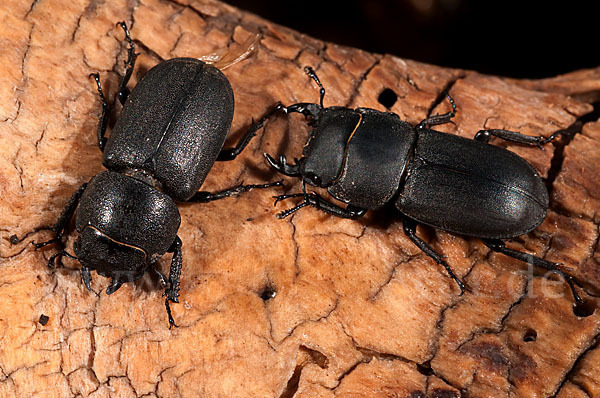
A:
304,66,325,108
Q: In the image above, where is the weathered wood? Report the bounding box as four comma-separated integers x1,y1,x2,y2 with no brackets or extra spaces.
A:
1,0,599,397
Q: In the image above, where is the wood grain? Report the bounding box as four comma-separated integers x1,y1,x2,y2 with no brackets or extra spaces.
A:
1,0,599,397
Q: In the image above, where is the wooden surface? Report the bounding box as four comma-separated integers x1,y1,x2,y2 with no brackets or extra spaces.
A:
1,0,600,397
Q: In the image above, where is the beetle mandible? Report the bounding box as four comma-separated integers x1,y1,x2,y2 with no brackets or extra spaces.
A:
263,66,582,303
34,22,281,327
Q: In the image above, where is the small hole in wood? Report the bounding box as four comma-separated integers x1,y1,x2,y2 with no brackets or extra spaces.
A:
378,88,398,108
573,300,596,318
523,328,537,342
259,286,276,301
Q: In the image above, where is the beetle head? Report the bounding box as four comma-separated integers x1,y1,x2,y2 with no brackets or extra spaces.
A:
74,226,149,287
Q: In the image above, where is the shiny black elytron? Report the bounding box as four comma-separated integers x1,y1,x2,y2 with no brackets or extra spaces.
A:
265,66,581,303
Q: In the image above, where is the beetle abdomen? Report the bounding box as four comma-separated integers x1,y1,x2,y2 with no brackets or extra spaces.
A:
396,129,549,238
103,58,234,201
327,108,416,209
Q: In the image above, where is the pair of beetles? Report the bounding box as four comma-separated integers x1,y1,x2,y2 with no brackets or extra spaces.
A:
34,23,582,327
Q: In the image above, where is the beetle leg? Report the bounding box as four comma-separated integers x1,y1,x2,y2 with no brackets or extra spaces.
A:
284,102,321,120
303,66,326,108
187,180,283,203
116,21,138,106
402,218,466,295
264,154,302,177
481,238,583,304
152,267,168,288
273,192,367,219
474,129,560,149
46,249,76,269
417,94,457,130
34,183,88,252
106,277,123,295
164,236,182,329
81,265,93,291
217,103,285,161
89,73,110,152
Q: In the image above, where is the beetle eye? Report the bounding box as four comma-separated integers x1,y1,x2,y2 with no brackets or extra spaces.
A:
305,173,322,187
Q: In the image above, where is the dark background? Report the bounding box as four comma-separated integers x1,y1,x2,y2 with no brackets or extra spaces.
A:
229,0,598,78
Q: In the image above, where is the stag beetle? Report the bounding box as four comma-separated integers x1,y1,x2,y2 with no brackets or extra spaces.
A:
263,66,582,303
34,22,281,327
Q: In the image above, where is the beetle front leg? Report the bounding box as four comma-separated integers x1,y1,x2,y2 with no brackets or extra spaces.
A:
474,129,560,148
402,218,466,295
481,238,583,304
34,183,88,267
187,180,283,203
89,73,110,152
115,21,138,105
81,264,93,291
274,192,367,219
164,236,182,329
417,94,457,130
217,103,284,161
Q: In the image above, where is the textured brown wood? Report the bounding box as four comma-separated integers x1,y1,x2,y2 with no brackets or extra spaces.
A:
1,1,600,397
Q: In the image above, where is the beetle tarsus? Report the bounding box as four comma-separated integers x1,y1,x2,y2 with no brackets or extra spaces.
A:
274,192,366,220
165,298,178,329
303,66,326,108
116,21,137,105
481,238,583,304
417,93,457,130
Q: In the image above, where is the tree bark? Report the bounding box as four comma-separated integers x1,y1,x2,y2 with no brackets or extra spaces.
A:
1,0,599,397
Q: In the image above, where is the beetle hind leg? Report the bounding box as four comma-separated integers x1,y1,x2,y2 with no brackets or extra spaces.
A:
481,238,583,304
402,218,466,295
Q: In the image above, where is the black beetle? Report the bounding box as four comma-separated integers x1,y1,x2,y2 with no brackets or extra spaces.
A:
263,66,582,303
34,22,281,327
